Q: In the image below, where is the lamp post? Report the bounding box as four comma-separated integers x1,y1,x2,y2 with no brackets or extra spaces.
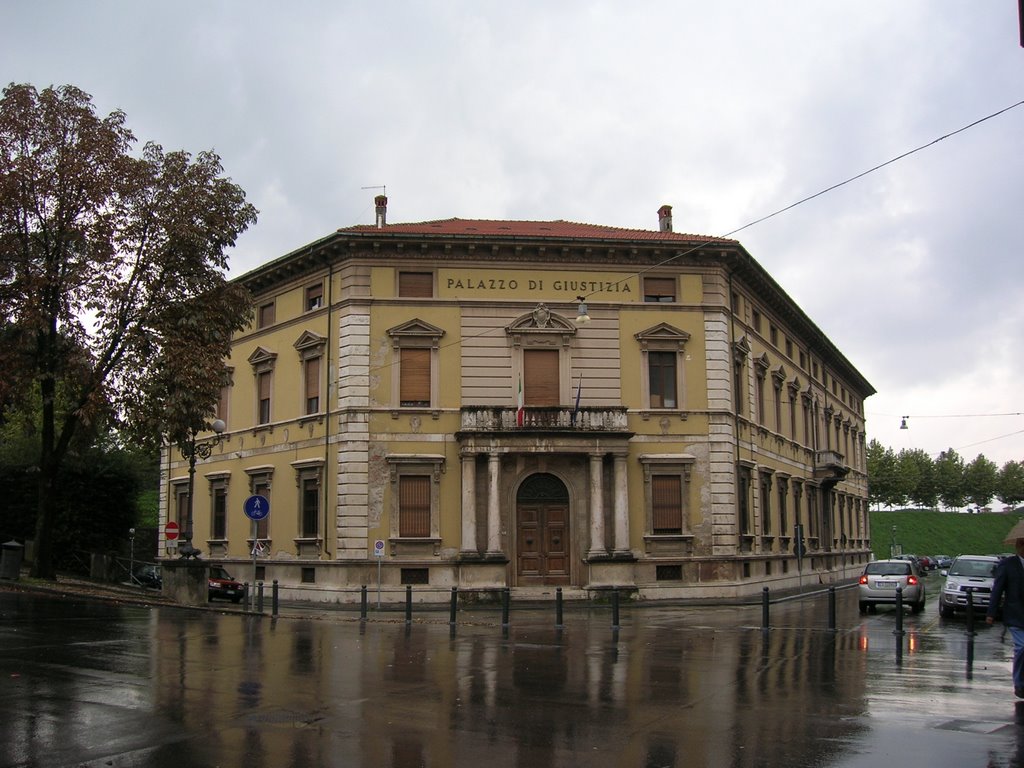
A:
178,419,226,559
890,525,897,559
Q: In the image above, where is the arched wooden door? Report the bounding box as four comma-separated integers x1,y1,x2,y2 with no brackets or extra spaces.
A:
516,473,571,586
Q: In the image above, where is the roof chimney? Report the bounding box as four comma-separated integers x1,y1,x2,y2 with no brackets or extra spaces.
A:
375,195,388,228
657,204,673,233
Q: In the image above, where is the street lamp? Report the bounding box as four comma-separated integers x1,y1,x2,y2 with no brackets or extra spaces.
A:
890,525,897,559
178,419,226,559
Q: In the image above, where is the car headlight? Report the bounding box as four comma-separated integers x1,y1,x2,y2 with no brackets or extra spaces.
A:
944,577,961,591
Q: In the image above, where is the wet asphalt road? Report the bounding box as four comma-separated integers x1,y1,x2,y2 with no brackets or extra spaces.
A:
1,582,1022,768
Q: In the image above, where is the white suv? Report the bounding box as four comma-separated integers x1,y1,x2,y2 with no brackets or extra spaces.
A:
938,555,1000,618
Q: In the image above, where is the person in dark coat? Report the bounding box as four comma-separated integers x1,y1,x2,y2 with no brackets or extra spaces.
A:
987,537,1024,697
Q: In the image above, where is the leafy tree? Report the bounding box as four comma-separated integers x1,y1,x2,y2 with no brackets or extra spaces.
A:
898,447,938,508
0,83,256,578
934,449,966,510
997,461,1024,508
964,454,1000,508
866,439,901,509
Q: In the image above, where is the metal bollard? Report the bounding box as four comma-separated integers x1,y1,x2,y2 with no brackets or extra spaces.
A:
828,586,836,631
966,589,976,635
556,587,564,628
449,587,458,626
762,587,770,629
360,585,368,621
405,585,413,624
611,588,620,629
502,587,511,628
257,581,264,614
894,587,905,636
272,580,279,617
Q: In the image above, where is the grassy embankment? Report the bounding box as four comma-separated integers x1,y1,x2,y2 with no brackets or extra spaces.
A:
869,509,1024,561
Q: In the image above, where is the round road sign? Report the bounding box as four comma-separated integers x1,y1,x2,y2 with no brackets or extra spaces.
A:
244,494,271,521
164,520,180,541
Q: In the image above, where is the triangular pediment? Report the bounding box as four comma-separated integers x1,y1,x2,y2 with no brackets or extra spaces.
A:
386,318,445,340
732,335,751,360
634,322,691,343
247,346,277,366
294,330,327,351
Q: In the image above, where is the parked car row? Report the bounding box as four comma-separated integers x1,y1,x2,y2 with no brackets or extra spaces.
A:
892,553,951,571
132,564,245,604
858,553,1002,619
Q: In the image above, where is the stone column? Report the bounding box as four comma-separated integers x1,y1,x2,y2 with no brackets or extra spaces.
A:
612,454,630,556
588,453,606,557
460,453,477,555
486,453,502,555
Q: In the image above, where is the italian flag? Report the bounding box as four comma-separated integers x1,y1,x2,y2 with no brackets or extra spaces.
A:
516,374,524,426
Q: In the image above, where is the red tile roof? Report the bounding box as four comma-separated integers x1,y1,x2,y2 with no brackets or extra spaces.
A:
338,218,735,243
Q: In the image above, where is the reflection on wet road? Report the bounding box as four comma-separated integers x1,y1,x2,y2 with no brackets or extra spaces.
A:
1,587,1022,767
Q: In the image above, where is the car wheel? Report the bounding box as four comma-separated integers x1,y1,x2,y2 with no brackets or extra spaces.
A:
231,596,242,604
911,601,924,614
939,603,954,618
859,601,868,614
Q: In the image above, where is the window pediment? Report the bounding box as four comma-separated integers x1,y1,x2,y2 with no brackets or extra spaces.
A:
506,303,576,335
247,346,277,368
294,330,327,353
754,352,770,376
635,323,690,351
387,318,445,348
506,304,577,349
732,335,751,361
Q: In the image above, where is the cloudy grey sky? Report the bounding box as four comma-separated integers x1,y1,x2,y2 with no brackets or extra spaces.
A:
5,1,1023,467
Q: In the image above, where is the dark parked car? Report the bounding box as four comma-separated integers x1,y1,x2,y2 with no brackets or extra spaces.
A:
208,566,245,603
134,564,162,589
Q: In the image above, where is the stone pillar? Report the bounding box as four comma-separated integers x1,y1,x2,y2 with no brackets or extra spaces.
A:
486,453,502,555
588,453,606,557
161,559,209,606
460,453,477,555
612,454,630,556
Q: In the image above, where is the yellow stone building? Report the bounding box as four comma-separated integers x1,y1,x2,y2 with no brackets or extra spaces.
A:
160,198,875,601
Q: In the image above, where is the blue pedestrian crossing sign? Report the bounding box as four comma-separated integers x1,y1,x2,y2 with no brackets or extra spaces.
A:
243,495,270,521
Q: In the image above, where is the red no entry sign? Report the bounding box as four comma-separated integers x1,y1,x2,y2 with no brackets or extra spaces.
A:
165,520,180,541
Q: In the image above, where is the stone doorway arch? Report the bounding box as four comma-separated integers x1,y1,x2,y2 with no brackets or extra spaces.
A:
516,473,571,586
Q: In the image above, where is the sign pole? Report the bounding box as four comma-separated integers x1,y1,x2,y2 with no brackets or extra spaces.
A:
242,495,270,613
373,539,385,608
251,518,258,611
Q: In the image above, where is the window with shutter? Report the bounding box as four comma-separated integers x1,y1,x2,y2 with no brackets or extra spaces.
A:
643,277,676,303
257,370,272,424
399,475,431,537
305,282,323,311
258,301,275,328
212,487,227,539
398,272,433,298
301,477,319,537
304,356,320,414
400,348,430,406
524,349,559,405
648,351,677,408
652,475,682,534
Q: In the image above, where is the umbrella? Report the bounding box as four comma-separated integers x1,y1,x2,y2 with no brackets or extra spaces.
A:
1002,519,1024,544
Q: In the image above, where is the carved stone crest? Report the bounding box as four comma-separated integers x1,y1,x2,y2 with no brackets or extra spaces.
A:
532,303,551,328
